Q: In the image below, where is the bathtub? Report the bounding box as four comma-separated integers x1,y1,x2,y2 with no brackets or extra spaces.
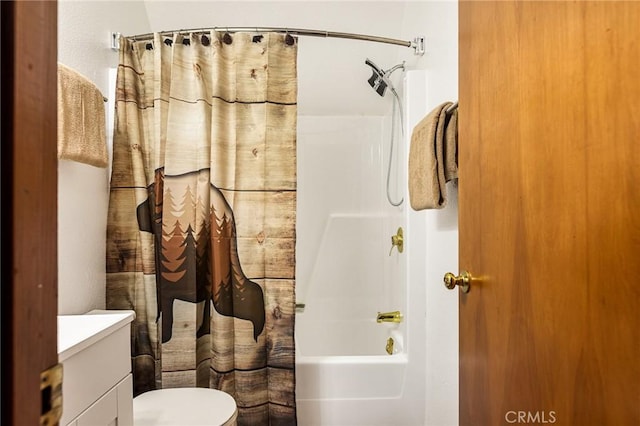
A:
295,319,413,425
296,317,408,399
295,312,411,424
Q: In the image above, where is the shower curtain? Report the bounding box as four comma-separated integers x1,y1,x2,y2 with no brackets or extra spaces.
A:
106,32,297,425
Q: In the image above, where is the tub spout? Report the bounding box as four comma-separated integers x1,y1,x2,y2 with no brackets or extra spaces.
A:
376,311,403,323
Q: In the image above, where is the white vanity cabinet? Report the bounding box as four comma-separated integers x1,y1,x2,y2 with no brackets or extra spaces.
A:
58,311,135,426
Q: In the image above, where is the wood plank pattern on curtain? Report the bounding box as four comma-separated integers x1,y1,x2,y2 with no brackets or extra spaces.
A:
106,32,297,425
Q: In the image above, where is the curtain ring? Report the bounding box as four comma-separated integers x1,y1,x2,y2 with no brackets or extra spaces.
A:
284,28,295,46
181,30,191,46
201,32,210,46
252,27,264,43
223,27,233,45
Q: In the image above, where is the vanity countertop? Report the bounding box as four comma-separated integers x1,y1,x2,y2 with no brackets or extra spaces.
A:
58,310,135,362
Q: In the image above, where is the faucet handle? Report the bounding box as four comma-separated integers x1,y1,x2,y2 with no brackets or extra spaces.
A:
389,227,404,256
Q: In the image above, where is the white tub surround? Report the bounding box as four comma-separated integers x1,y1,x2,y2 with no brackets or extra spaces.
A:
294,72,426,426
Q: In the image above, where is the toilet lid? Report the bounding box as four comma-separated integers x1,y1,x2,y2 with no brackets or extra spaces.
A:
134,388,237,426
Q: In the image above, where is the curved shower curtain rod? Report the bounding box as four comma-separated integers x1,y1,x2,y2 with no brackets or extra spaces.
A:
111,27,425,55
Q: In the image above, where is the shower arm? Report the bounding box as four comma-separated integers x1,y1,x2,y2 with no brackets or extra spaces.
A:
385,63,406,76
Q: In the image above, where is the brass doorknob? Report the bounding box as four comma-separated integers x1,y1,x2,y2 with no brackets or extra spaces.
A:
443,271,471,293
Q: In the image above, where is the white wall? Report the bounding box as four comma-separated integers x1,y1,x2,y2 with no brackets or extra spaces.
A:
400,2,460,426
57,1,151,314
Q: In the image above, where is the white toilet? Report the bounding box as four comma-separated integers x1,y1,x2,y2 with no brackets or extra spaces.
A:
133,388,238,426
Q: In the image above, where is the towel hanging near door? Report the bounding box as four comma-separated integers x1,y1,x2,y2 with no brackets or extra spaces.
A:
408,101,458,210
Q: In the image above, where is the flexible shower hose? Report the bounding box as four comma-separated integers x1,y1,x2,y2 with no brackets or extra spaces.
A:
386,86,404,207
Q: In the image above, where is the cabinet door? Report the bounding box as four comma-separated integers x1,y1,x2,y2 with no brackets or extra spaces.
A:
116,375,134,426
76,386,117,426
74,375,133,426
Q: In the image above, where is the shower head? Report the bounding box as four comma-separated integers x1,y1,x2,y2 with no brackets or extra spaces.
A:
365,58,405,97
365,58,387,96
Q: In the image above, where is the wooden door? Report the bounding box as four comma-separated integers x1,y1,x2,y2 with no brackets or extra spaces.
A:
1,1,59,425
458,1,640,425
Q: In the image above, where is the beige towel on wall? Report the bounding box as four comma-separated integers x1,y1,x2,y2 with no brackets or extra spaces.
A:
57,63,108,168
408,101,458,210
443,108,458,182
